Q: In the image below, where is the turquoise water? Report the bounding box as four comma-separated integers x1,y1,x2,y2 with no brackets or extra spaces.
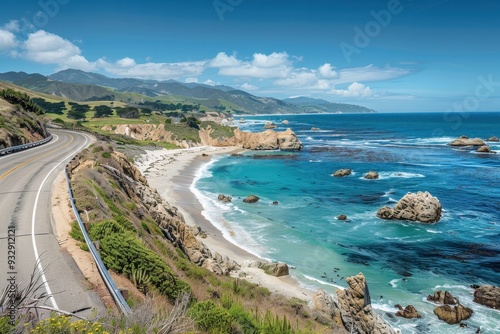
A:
192,112,500,333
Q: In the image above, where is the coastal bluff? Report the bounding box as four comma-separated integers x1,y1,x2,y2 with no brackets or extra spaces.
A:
201,127,303,151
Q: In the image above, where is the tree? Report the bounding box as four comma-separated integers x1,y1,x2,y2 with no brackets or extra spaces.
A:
67,104,90,121
93,105,114,118
115,106,140,119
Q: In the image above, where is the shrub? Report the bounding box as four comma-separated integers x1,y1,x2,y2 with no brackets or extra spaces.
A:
188,300,234,333
101,151,111,158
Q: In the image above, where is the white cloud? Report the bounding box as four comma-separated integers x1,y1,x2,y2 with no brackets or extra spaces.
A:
241,83,258,91
337,65,411,84
217,51,293,79
116,57,136,68
331,82,373,97
185,77,198,83
208,52,241,67
318,63,339,79
204,79,220,86
21,30,97,71
100,59,206,80
3,20,20,33
275,71,317,87
0,29,17,50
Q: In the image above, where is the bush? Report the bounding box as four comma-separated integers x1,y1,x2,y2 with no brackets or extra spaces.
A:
27,314,108,334
188,300,234,333
101,152,111,158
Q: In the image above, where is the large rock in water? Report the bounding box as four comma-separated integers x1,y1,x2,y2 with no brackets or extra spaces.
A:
427,290,457,305
477,145,496,153
485,136,499,142
243,195,260,203
377,191,442,223
434,303,473,324
473,285,500,309
448,136,485,146
333,169,352,177
336,273,398,334
395,304,421,319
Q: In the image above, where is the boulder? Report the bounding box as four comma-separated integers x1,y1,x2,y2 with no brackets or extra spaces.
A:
395,304,421,319
434,303,473,325
337,214,348,221
311,127,320,131
448,136,485,146
282,120,289,125
217,194,232,203
377,191,442,223
312,289,343,326
249,260,289,277
277,128,303,151
485,136,499,142
473,285,500,309
364,171,379,179
264,121,277,129
272,201,279,205
243,195,260,203
477,145,496,154
336,273,398,334
427,290,457,305
333,169,352,177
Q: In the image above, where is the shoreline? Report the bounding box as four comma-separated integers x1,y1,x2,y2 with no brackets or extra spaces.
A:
135,146,316,300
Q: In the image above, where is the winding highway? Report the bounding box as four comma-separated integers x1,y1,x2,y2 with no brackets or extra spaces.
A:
0,130,105,317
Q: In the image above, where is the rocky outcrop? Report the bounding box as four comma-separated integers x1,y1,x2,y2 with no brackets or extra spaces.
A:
243,195,260,203
364,171,379,179
377,191,442,223
282,120,289,125
434,303,473,325
448,136,485,146
473,285,500,309
199,127,302,151
427,290,457,305
312,289,343,326
336,273,398,334
218,194,232,203
264,121,277,129
395,304,421,319
333,169,352,177
247,260,289,277
477,145,496,153
337,214,348,221
102,124,194,148
485,136,499,142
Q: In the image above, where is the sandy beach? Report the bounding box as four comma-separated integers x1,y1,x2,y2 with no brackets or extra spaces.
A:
135,146,316,301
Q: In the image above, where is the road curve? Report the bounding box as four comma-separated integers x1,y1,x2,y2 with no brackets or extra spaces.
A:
0,129,105,317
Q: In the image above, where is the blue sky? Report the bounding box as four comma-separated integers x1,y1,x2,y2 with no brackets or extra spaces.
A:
0,0,499,112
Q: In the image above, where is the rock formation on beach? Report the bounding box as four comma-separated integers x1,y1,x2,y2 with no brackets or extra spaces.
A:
473,285,500,309
336,273,399,334
333,169,352,177
377,191,442,223
246,260,290,277
448,135,485,146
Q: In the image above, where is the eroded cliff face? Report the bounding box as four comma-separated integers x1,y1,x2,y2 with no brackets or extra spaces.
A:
67,144,238,275
200,127,302,150
0,98,48,148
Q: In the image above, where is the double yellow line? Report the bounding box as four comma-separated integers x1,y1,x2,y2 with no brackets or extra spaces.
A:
0,134,74,181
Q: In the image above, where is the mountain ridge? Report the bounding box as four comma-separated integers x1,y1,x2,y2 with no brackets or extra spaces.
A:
0,69,376,114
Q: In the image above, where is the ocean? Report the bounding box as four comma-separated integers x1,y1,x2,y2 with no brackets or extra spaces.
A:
191,112,500,333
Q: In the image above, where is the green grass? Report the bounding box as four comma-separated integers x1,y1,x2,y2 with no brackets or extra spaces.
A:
201,121,235,140
164,122,201,143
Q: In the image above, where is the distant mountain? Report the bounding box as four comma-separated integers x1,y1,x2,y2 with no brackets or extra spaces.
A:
284,96,375,113
1,69,376,114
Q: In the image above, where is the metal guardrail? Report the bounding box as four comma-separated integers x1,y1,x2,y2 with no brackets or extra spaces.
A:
0,134,53,155
64,172,132,315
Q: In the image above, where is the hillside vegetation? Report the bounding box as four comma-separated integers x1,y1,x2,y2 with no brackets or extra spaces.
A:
0,89,48,148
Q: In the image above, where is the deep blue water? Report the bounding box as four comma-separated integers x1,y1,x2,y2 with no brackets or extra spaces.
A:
192,112,500,333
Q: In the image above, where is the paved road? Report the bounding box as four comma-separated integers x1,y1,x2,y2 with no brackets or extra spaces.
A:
0,130,105,317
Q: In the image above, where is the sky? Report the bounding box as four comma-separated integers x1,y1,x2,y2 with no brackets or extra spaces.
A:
0,0,499,112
